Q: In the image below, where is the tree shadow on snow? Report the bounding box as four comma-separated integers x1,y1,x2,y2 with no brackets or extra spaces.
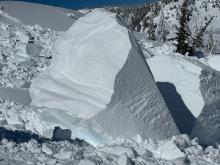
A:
157,82,197,134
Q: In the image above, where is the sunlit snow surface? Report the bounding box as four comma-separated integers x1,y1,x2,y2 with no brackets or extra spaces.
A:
30,9,131,119
29,9,133,145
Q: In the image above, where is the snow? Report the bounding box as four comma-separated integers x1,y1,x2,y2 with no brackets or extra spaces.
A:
0,6,21,24
0,87,31,105
157,140,185,160
140,41,220,145
30,9,179,145
0,1,84,31
0,0,219,163
147,45,204,117
201,55,220,71
31,9,132,119
0,20,59,88
0,134,219,165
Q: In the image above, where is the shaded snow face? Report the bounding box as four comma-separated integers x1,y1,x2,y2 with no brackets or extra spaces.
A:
191,70,220,145
90,32,179,141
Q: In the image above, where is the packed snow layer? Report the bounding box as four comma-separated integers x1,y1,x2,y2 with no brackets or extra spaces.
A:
31,9,132,119
30,9,179,145
147,45,204,118
0,1,84,31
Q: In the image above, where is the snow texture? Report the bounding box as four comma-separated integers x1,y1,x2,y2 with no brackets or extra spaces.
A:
30,9,179,145
0,132,219,165
191,69,220,145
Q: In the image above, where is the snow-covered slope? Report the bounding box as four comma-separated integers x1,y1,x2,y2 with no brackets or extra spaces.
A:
0,1,84,31
115,0,220,52
153,0,220,35
30,9,179,145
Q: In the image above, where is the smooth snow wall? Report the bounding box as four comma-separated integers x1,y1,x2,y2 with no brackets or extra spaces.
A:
30,9,179,144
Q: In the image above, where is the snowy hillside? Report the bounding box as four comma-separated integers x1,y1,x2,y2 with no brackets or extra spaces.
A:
0,1,84,31
113,0,220,53
0,0,219,164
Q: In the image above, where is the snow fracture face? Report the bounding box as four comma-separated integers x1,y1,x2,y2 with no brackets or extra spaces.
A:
30,9,179,145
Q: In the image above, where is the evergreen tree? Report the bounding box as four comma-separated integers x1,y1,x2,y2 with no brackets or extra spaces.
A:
192,16,214,51
148,15,156,40
175,0,193,55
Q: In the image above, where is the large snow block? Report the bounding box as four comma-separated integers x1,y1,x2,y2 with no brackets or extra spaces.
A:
30,9,179,143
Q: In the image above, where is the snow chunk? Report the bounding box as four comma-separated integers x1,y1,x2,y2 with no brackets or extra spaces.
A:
30,9,179,145
143,138,185,160
30,9,132,119
54,148,72,160
42,144,53,155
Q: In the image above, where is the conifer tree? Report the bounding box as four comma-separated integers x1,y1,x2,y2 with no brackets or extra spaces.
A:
192,16,214,51
148,15,156,40
175,0,193,55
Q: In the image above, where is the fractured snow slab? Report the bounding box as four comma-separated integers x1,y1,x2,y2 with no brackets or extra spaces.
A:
30,9,179,144
30,9,132,119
